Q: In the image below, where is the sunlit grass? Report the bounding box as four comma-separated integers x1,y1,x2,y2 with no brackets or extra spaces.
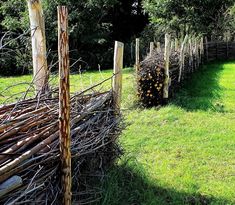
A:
100,61,235,205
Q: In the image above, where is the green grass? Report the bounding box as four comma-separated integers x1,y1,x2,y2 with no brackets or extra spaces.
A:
100,61,235,205
0,61,235,204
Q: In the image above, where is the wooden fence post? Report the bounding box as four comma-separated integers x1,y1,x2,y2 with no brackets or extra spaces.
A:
157,42,161,53
58,6,71,205
113,41,124,113
226,36,229,59
135,38,140,71
178,35,188,82
149,42,154,56
200,37,204,64
175,38,179,51
188,38,193,72
163,34,171,99
205,37,209,62
27,0,48,93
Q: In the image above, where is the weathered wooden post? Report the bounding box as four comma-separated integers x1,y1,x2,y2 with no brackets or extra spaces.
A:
135,38,140,72
149,42,154,56
27,0,48,93
58,6,71,205
205,37,209,62
163,34,171,99
226,36,229,59
157,42,161,53
200,37,204,64
178,35,188,82
175,38,179,51
113,41,124,113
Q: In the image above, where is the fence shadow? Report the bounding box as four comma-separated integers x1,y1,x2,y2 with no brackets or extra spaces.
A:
99,163,231,205
171,62,224,112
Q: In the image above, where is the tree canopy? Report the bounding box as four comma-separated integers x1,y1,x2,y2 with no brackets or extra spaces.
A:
142,0,235,38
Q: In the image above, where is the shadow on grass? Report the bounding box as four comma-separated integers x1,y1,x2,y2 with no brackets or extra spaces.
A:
99,163,232,205
171,62,224,112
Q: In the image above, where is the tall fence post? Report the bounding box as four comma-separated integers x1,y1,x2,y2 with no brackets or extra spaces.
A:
149,42,154,56
226,36,229,59
163,34,171,99
200,37,204,64
135,38,140,72
205,37,209,62
27,0,48,93
175,38,179,51
113,41,124,113
178,35,188,82
58,6,71,205
157,42,161,53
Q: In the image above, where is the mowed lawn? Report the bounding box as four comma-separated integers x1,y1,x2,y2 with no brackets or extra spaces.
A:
0,61,235,204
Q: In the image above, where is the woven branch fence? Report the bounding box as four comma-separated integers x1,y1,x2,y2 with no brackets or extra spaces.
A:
205,41,235,62
0,4,124,205
137,35,235,107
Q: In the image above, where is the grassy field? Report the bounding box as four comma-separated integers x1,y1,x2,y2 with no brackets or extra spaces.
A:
0,61,235,204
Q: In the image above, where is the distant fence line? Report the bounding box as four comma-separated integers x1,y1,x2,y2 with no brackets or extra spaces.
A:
204,41,235,62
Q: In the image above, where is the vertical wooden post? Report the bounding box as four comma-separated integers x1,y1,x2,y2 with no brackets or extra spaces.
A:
226,36,229,59
149,42,154,56
113,41,124,113
205,37,209,62
27,0,48,93
195,38,199,69
188,38,192,71
175,38,179,51
163,34,171,99
200,37,204,64
135,38,140,71
170,40,175,53
58,6,71,205
157,42,161,53
178,35,188,82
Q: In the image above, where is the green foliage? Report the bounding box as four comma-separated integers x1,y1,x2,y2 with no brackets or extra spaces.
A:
142,0,235,38
0,0,148,76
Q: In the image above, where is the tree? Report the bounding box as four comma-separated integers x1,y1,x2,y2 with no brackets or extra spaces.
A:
142,0,235,38
0,0,148,75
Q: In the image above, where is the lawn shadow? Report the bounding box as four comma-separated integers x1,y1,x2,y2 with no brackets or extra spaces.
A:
171,62,224,112
99,163,232,205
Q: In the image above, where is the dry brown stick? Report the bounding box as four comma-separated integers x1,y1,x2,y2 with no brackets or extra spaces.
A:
0,130,59,179
0,122,58,163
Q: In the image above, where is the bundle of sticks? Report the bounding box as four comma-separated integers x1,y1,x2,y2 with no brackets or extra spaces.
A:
137,51,166,107
0,88,121,204
138,36,204,107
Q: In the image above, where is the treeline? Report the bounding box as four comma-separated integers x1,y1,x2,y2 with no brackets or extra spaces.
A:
0,0,148,76
0,0,234,76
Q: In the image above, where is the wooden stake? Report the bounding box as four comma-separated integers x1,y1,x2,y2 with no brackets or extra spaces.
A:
149,42,154,56
113,41,124,113
58,6,71,205
178,35,188,82
27,0,48,93
163,34,171,99
226,36,229,59
175,38,179,51
205,37,209,62
157,42,161,53
200,37,204,64
135,38,140,71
